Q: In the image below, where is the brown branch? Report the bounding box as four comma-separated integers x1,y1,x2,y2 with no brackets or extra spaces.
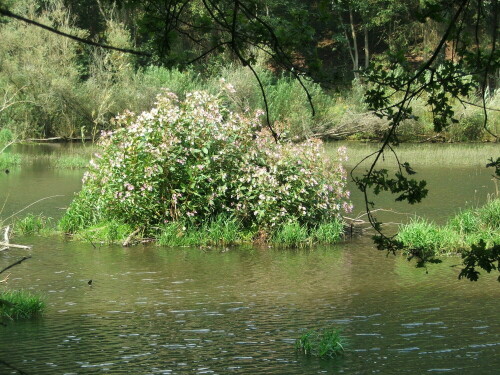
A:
0,256,31,275
0,7,151,57
123,227,142,247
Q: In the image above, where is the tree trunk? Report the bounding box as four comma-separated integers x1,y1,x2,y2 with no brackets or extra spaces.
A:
349,6,359,78
364,26,369,69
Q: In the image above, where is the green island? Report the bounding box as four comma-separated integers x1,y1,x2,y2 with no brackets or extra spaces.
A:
0,0,498,373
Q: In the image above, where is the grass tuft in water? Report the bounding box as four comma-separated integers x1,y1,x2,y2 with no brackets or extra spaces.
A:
13,214,53,235
0,290,46,320
397,218,462,256
74,220,133,244
272,219,345,247
296,327,346,358
312,220,345,243
272,219,310,247
0,153,21,170
157,215,247,247
73,220,133,244
52,155,90,169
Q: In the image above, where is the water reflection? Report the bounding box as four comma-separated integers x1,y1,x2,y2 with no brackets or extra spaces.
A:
1,237,499,374
1,144,499,374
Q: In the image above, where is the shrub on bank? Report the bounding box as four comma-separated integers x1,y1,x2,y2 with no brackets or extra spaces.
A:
60,90,352,244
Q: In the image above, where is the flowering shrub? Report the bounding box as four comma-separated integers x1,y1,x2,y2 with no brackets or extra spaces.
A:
61,90,351,236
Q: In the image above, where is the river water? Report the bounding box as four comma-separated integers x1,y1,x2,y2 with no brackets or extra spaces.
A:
0,143,499,374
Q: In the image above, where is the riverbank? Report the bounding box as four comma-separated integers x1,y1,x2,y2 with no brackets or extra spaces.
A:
397,198,500,256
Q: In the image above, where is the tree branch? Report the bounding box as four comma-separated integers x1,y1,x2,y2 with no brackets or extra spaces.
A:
0,7,151,57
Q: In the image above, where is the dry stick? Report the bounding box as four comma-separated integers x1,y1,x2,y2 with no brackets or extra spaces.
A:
123,228,142,247
2,195,63,223
0,242,32,250
0,256,31,275
2,225,8,243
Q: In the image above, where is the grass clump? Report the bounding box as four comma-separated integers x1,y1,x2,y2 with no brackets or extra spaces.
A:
0,290,45,320
157,217,345,248
158,216,248,247
397,218,462,256
0,153,21,170
397,198,500,255
272,219,310,246
272,219,345,247
51,155,90,169
312,220,345,243
73,220,133,244
13,214,53,235
296,328,346,358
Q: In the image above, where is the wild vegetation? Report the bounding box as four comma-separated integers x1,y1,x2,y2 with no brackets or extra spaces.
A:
59,90,351,245
0,0,497,278
0,0,498,143
295,327,346,358
397,198,500,258
0,290,45,320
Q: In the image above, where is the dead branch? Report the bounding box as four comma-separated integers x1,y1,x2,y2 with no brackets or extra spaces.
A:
0,242,32,250
0,7,150,57
2,226,9,243
123,227,142,247
0,256,31,275
0,273,10,283
2,195,63,222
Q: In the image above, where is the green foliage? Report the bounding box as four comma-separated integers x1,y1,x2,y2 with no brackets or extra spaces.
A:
61,90,351,240
312,220,345,243
0,152,21,170
0,0,89,138
13,214,52,235
157,215,245,247
0,128,13,144
487,157,500,178
295,327,346,359
59,188,102,233
272,219,310,247
397,218,462,256
397,199,500,261
73,220,133,244
0,290,45,320
459,241,500,282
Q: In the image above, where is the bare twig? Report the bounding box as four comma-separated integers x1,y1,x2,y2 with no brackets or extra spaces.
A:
123,227,142,247
2,195,63,223
0,256,31,275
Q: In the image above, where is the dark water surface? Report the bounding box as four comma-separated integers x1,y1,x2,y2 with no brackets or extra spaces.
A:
0,144,499,374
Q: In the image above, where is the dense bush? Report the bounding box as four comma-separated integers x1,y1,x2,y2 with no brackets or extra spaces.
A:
60,90,351,239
